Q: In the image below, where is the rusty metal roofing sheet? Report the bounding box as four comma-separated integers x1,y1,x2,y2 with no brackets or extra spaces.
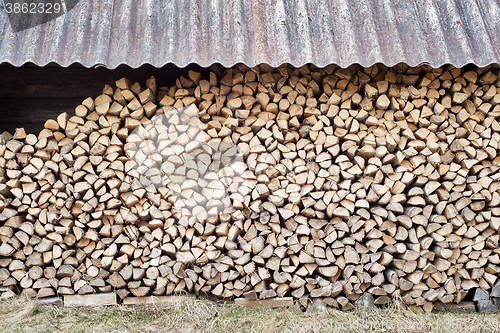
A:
0,0,499,69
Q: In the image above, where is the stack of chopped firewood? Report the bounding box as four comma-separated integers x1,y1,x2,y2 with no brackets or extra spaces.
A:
1,63,500,311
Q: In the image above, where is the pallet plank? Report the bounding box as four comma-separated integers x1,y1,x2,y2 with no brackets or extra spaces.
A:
123,295,194,306
235,297,294,308
64,293,117,307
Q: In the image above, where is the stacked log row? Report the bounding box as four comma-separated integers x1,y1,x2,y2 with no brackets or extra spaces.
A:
1,63,500,311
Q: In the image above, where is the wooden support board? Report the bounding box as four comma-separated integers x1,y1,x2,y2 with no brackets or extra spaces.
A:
123,295,194,306
64,293,117,307
235,297,294,308
433,301,476,312
35,297,63,306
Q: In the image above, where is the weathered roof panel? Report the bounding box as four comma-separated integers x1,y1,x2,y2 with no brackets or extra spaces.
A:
0,0,499,69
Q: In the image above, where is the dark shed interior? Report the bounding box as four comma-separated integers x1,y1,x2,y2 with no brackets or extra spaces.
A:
0,63,211,134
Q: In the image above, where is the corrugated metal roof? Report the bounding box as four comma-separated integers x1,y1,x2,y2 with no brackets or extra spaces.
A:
0,0,499,69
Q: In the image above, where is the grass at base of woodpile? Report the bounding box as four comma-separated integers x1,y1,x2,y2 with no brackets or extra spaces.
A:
0,296,499,333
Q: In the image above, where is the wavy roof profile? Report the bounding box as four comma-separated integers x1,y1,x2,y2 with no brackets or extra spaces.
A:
0,0,499,69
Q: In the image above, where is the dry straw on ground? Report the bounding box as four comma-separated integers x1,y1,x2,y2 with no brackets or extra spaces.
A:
0,296,499,333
